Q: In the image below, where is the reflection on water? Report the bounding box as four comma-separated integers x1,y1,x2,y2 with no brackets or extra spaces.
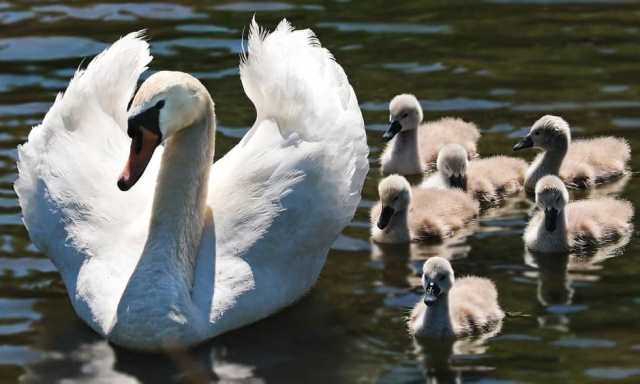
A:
523,233,631,332
2,0,640,382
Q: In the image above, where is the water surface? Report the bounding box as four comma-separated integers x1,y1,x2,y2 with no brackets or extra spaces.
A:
1,0,640,383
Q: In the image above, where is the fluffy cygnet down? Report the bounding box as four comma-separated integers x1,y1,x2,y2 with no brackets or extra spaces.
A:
409,257,505,339
514,115,630,192
371,175,479,243
421,143,527,204
524,175,634,253
380,94,480,175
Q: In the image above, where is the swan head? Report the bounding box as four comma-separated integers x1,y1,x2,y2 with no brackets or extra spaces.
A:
436,144,468,190
513,115,571,152
422,257,454,307
118,71,211,191
535,175,569,232
376,174,411,229
383,94,423,142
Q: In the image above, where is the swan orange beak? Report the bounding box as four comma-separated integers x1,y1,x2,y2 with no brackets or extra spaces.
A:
118,127,161,191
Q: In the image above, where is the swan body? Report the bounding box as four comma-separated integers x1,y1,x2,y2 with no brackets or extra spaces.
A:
409,257,504,338
513,115,630,192
15,21,368,350
524,176,633,253
370,175,478,243
421,144,527,204
380,94,480,175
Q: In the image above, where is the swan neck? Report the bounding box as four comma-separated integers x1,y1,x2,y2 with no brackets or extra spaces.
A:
389,208,411,242
392,129,421,167
539,209,569,251
539,139,568,176
145,102,215,289
526,139,568,192
424,294,453,336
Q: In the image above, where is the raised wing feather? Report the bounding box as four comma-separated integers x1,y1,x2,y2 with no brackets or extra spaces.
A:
195,19,368,330
15,32,158,332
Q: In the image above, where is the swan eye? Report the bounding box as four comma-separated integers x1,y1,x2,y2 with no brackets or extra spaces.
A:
534,131,540,136
439,275,446,281
155,100,165,109
401,113,409,119
393,195,399,201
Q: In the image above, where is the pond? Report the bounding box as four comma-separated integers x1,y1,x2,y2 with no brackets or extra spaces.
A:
1,0,640,383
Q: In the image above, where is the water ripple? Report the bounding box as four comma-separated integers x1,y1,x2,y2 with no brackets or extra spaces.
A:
361,98,509,112
33,3,205,21
0,346,42,365
154,38,243,56
317,22,452,35
552,337,616,349
214,2,324,12
0,102,50,117
512,100,640,112
585,367,640,380
611,118,640,129
176,24,238,34
0,74,66,93
0,37,105,61
381,62,446,74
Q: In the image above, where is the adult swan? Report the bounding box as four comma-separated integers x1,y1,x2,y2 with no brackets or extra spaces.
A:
15,20,368,350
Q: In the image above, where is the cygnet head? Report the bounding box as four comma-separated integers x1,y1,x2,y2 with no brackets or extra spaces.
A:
436,144,468,190
535,175,569,232
376,175,412,229
422,257,455,307
513,115,571,152
382,94,424,142
118,71,212,191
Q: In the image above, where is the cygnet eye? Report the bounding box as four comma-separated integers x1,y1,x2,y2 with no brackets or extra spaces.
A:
393,195,400,201
439,274,446,281
534,131,540,136
401,112,409,119
155,100,165,109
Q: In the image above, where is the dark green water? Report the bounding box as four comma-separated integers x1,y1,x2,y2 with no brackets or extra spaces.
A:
1,0,640,383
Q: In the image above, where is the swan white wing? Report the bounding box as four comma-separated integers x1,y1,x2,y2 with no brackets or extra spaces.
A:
14,32,159,333
193,19,368,333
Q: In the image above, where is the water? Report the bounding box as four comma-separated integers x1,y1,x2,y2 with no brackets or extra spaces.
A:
1,0,640,382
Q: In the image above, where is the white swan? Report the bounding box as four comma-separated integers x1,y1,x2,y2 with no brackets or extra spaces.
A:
14,20,368,350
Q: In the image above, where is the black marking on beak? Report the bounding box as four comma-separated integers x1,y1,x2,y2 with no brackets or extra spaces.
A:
382,120,402,142
377,206,395,229
127,99,165,146
423,281,441,307
449,175,467,191
544,207,558,232
513,135,533,151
